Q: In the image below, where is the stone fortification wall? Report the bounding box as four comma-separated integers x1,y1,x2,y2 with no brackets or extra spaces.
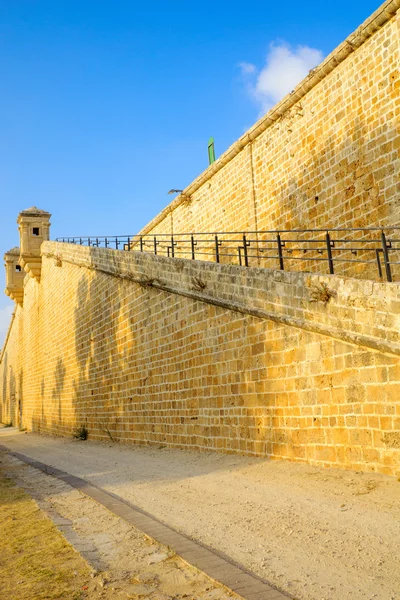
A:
1,241,399,477
1,2,400,478
139,2,400,262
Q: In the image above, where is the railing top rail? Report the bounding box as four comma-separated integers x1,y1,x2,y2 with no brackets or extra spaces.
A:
56,226,400,240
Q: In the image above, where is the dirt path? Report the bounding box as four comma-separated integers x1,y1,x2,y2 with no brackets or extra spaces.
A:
0,450,241,600
1,431,400,600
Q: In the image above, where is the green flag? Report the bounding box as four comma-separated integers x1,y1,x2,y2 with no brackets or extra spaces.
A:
208,137,216,165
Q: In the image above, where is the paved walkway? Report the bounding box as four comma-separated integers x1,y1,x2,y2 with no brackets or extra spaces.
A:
1,430,399,600
3,446,286,600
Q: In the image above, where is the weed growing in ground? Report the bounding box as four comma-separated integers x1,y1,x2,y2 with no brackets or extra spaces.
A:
72,426,88,440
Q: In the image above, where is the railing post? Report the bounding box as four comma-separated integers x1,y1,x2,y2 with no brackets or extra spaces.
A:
243,234,249,267
105,237,108,248
325,232,334,274
88,238,91,247
140,236,143,252
191,235,196,260
375,249,383,278
115,237,119,250
381,231,392,282
277,233,284,270
215,235,220,263
171,235,175,258
153,236,158,255
126,237,130,251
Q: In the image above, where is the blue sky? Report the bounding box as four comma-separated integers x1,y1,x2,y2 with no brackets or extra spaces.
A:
0,0,381,343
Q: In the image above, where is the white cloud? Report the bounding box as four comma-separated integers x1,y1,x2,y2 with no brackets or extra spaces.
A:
237,61,256,76
0,304,14,349
240,42,324,114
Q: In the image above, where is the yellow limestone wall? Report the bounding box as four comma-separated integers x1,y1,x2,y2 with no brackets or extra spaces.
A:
1,242,399,477
140,3,400,258
1,2,400,477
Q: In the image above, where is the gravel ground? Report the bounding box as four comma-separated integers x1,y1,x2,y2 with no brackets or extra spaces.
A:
1,430,399,600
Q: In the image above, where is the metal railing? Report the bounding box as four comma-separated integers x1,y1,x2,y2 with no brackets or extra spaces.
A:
56,227,400,282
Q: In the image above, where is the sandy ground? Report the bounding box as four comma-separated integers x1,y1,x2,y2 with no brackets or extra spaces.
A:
1,449,239,600
1,430,399,600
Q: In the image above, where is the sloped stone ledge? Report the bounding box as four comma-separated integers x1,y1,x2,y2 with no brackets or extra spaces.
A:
42,242,400,357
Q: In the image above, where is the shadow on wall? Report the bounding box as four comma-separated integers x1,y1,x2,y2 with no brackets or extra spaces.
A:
53,357,66,424
72,273,123,441
28,246,279,459
8,365,15,426
266,115,394,229
18,369,23,427
57,249,301,459
31,376,48,435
